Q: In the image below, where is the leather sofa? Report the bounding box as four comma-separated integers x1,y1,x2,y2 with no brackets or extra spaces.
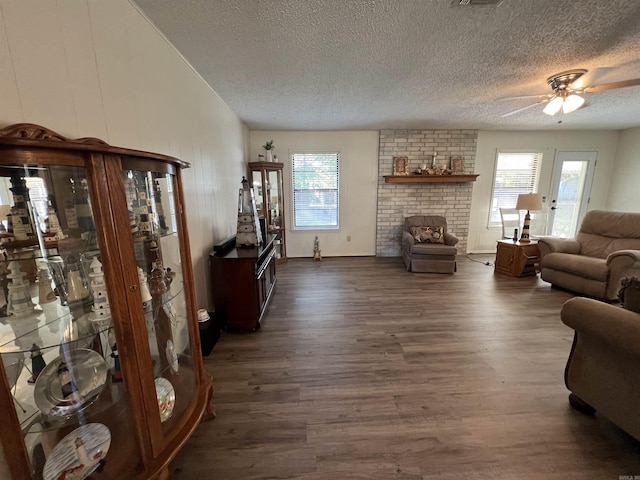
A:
402,215,458,273
538,210,640,300
561,296,640,440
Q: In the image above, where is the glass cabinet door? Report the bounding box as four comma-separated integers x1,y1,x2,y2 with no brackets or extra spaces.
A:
120,163,195,437
250,163,286,261
0,163,142,479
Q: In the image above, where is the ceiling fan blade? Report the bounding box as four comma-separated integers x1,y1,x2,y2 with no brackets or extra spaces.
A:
500,99,548,118
499,93,551,101
570,67,614,90
584,78,640,93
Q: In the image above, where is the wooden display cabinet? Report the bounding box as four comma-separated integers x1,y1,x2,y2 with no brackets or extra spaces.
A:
249,162,286,262
0,124,213,480
494,239,540,277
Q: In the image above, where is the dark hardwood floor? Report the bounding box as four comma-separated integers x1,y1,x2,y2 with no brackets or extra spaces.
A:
170,256,640,479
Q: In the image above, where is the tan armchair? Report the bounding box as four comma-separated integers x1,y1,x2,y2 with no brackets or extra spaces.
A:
538,210,640,300
402,215,458,273
561,296,640,440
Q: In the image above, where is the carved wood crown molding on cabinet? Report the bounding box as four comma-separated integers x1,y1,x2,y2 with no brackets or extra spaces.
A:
383,174,479,183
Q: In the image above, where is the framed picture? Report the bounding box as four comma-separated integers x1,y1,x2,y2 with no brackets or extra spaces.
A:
393,156,409,176
450,157,464,174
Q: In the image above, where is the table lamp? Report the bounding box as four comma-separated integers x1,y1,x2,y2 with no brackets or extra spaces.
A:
516,193,543,243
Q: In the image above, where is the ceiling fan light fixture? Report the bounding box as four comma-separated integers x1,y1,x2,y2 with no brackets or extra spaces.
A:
562,94,585,113
543,96,564,115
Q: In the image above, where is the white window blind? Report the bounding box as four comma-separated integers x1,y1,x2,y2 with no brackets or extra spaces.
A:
292,152,339,230
488,152,542,226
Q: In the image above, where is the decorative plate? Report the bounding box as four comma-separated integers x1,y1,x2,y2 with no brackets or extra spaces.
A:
43,423,111,480
34,349,108,417
154,377,175,423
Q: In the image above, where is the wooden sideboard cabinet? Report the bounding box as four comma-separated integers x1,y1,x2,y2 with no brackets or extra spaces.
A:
210,235,276,331
494,239,540,277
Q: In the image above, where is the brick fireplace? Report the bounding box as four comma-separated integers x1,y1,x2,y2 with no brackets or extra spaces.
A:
376,129,478,256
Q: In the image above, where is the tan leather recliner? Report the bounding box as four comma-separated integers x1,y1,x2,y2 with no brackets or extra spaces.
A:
561,296,640,440
538,210,640,300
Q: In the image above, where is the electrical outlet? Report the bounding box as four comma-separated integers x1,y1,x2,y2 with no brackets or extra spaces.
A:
347,235,351,242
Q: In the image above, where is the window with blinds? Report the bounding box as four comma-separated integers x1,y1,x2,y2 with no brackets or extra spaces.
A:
488,152,542,227
291,152,339,230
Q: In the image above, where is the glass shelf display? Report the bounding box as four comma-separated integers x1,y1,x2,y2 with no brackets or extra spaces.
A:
249,161,286,262
0,123,213,480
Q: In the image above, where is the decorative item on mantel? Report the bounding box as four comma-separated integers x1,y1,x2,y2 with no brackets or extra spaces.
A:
393,156,409,176
263,140,275,162
450,157,465,174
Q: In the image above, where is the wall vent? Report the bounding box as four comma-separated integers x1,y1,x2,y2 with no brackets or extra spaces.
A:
452,0,504,6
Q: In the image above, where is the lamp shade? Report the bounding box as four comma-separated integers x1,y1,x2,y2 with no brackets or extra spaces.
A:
543,96,564,116
0,204,11,219
562,94,585,114
516,193,543,212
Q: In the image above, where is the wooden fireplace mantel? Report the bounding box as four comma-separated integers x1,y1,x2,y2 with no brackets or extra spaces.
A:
383,174,479,183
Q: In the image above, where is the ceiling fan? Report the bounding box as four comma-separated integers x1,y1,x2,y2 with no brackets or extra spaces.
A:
501,68,640,118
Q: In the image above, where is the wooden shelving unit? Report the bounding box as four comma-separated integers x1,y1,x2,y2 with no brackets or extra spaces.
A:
383,174,479,183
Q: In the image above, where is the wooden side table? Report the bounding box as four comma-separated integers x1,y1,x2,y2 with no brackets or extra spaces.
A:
494,239,540,277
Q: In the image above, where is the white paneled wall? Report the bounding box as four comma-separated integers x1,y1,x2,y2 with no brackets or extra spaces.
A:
0,0,248,310
249,131,379,257
606,126,640,212
469,130,620,252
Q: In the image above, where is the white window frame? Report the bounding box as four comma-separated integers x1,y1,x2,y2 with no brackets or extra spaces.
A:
291,151,340,231
488,151,542,227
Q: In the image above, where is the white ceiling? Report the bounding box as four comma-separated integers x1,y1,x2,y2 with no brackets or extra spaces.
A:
133,0,640,131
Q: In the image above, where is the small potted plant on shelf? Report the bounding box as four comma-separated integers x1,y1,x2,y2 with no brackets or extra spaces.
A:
263,140,274,162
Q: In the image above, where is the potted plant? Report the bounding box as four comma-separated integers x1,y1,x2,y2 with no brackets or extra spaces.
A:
263,140,274,162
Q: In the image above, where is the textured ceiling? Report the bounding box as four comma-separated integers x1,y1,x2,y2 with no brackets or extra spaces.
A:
133,0,640,131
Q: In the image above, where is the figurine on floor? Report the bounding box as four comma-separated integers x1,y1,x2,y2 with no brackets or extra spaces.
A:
313,236,322,262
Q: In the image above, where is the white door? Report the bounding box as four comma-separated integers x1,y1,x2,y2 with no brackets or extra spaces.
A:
548,151,596,238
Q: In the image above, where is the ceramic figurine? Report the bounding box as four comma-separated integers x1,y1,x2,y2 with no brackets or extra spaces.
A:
137,267,152,305
313,236,322,262
6,261,35,316
88,258,112,328
9,175,35,241
111,343,123,383
153,177,169,234
37,266,56,304
236,177,262,248
44,203,65,243
164,268,176,289
28,343,46,384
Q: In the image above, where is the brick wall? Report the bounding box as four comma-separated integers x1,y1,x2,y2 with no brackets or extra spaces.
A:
376,129,478,256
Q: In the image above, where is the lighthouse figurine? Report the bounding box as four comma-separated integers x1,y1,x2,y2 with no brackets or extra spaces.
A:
87,258,112,329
